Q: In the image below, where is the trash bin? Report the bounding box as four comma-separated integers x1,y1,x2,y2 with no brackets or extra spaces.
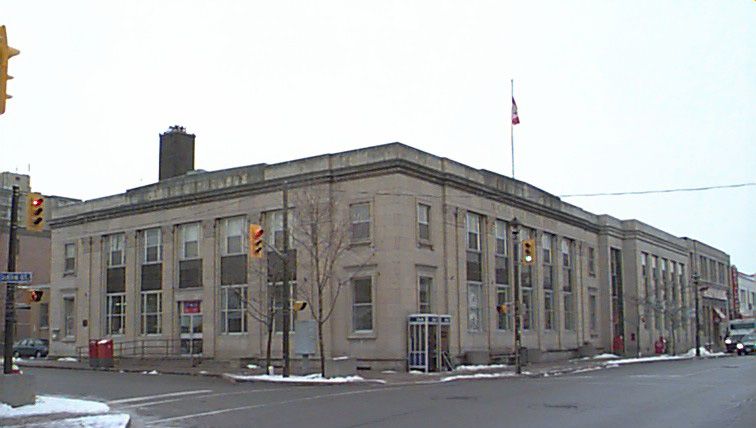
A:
89,339,100,368
98,339,114,368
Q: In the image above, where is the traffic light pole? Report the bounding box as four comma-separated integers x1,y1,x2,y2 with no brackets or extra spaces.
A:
511,217,522,375
3,186,19,374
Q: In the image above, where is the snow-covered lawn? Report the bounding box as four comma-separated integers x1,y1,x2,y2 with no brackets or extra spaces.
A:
224,373,386,384
0,396,109,418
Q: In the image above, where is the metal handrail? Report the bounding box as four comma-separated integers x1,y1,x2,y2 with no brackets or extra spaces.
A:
77,338,182,360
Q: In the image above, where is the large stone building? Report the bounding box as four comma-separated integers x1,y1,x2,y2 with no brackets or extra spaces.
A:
45,129,731,368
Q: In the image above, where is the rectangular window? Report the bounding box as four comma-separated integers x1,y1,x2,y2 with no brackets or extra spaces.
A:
589,292,597,332
610,248,624,340
466,213,483,282
350,202,371,242
180,223,200,260
179,223,202,288
494,220,509,284
221,285,247,333
544,290,554,330
467,283,483,332
466,213,481,251
40,302,49,328
496,286,512,330
272,281,297,333
417,203,430,242
522,288,533,331
588,246,596,276
718,262,725,284
653,256,661,330
64,243,76,274
563,293,574,331
709,260,716,283
352,277,373,332
63,297,75,337
143,228,162,263
269,210,294,250
141,291,162,335
699,256,707,281
107,233,125,267
418,276,432,314
107,293,126,335
223,216,246,255
641,253,649,330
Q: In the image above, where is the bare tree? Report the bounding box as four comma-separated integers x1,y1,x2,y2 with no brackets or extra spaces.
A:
291,186,373,377
631,295,692,355
231,268,278,373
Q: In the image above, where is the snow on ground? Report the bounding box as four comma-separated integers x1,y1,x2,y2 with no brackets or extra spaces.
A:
441,372,518,382
225,373,386,384
57,357,78,362
682,347,726,358
604,348,725,366
454,364,508,372
18,413,131,428
141,370,159,375
246,364,259,369
591,353,620,360
0,396,109,418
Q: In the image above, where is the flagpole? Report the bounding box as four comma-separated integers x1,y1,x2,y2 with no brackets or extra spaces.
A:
511,79,515,179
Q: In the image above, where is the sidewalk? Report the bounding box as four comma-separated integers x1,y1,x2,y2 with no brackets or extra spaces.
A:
15,349,732,386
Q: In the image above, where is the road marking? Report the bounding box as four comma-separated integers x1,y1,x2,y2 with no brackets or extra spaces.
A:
108,389,214,405
118,386,318,409
145,384,416,425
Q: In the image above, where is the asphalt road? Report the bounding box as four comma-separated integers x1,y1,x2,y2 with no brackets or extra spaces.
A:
26,356,756,428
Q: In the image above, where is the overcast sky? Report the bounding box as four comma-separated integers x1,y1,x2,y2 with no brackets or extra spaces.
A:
2,1,754,272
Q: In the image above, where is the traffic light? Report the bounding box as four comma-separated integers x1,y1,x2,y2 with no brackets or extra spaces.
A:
522,239,536,265
292,300,307,312
26,192,45,232
30,290,44,302
0,25,21,115
496,303,507,315
249,224,264,258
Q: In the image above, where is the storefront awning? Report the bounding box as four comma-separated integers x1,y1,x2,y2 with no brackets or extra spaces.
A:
712,307,726,321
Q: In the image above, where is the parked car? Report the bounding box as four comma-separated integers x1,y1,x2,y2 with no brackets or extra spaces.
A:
13,338,49,358
736,333,756,356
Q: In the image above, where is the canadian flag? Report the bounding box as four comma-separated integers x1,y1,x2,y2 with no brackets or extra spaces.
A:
511,97,520,125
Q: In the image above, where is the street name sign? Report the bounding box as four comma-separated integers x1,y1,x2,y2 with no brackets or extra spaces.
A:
0,272,32,283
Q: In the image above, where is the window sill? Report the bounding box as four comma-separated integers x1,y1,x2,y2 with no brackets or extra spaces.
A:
221,332,249,336
417,241,433,250
349,240,372,248
348,332,376,340
61,336,76,343
63,272,76,278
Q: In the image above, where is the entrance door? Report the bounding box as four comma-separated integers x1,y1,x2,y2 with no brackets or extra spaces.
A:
179,301,203,356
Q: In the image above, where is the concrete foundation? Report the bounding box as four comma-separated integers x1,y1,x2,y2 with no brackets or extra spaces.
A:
0,374,36,408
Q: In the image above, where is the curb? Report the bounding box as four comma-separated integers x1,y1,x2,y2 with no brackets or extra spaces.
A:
221,373,388,386
15,361,225,378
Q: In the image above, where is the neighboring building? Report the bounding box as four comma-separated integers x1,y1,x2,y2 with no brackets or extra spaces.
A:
46,129,731,368
0,172,78,343
733,269,756,318
684,238,731,351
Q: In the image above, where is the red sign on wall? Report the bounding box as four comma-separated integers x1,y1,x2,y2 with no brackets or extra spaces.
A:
183,300,201,314
731,266,740,319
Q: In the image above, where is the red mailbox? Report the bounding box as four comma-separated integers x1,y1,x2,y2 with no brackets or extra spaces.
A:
97,339,114,368
88,340,99,368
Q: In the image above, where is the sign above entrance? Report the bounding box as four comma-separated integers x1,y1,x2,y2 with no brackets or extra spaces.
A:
183,300,201,314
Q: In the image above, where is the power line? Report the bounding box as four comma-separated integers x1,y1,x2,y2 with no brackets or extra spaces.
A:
559,182,756,198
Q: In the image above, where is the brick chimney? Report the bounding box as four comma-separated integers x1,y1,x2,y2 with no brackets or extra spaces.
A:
159,125,195,181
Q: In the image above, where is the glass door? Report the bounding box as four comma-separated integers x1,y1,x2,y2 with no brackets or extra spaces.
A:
179,301,203,356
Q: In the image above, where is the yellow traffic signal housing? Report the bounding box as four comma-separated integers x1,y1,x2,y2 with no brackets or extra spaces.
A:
26,192,46,232
522,239,536,265
292,300,307,312
249,224,264,258
496,303,507,315
0,25,21,115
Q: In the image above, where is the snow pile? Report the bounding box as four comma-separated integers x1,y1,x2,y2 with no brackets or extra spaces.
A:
225,373,386,384
0,396,109,418
682,347,726,358
246,364,259,369
33,413,131,428
57,357,78,362
441,372,517,382
454,364,507,372
605,355,686,366
141,370,159,375
591,353,620,360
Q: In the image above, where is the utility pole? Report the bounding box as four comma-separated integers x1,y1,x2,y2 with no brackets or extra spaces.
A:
3,186,19,374
281,181,291,377
693,273,701,357
511,217,522,374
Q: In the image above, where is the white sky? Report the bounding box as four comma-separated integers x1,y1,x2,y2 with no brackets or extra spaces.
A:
2,1,754,272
